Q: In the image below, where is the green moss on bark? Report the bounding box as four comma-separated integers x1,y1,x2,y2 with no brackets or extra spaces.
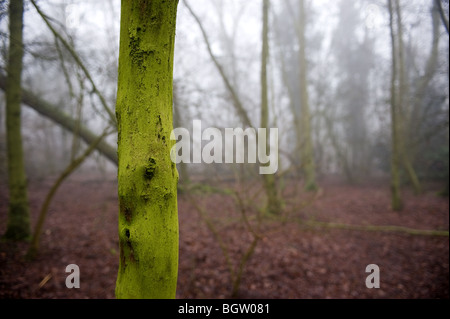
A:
115,0,179,299
4,0,31,241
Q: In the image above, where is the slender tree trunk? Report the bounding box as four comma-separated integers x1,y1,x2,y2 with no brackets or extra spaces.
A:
272,10,303,174
186,1,281,213
409,1,440,139
394,0,422,195
404,1,441,194
298,0,318,192
260,0,280,214
389,0,403,211
261,0,270,135
323,112,354,184
115,0,179,299
3,0,31,241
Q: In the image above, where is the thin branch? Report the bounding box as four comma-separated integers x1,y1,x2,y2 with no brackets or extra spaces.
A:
231,235,259,298
0,74,118,165
70,70,86,161
54,37,74,98
187,193,236,282
436,0,449,34
184,0,253,128
26,128,113,259
29,0,117,126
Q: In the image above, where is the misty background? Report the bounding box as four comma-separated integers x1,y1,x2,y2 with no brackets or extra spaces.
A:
0,0,448,186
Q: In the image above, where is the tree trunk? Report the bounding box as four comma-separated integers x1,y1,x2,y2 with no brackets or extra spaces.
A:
3,0,31,241
394,0,422,195
186,1,280,213
389,0,403,211
403,0,441,194
298,0,318,192
115,0,179,299
323,112,354,184
260,0,281,214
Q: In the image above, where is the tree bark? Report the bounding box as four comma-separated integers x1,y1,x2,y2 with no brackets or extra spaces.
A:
3,0,31,241
298,0,318,191
260,0,281,214
393,0,422,195
115,0,179,299
404,0,441,194
389,0,403,211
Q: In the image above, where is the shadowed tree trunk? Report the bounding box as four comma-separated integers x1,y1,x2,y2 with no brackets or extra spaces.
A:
3,0,31,241
115,0,179,299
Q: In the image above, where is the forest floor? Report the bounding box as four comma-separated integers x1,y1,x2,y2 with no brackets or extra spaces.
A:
0,173,448,299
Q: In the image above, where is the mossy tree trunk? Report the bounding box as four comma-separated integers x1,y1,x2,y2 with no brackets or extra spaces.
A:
115,0,179,299
260,0,281,215
298,0,318,192
4,0,31,241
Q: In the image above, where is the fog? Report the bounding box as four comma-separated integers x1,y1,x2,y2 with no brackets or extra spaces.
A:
1,0,447,183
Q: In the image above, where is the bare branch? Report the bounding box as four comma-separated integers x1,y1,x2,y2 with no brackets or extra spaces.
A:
184,0,253,128
436,0,449,34
0,74,118,165
29,0,117,126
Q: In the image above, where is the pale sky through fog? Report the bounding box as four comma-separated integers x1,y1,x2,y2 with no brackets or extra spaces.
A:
0,0,447,165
